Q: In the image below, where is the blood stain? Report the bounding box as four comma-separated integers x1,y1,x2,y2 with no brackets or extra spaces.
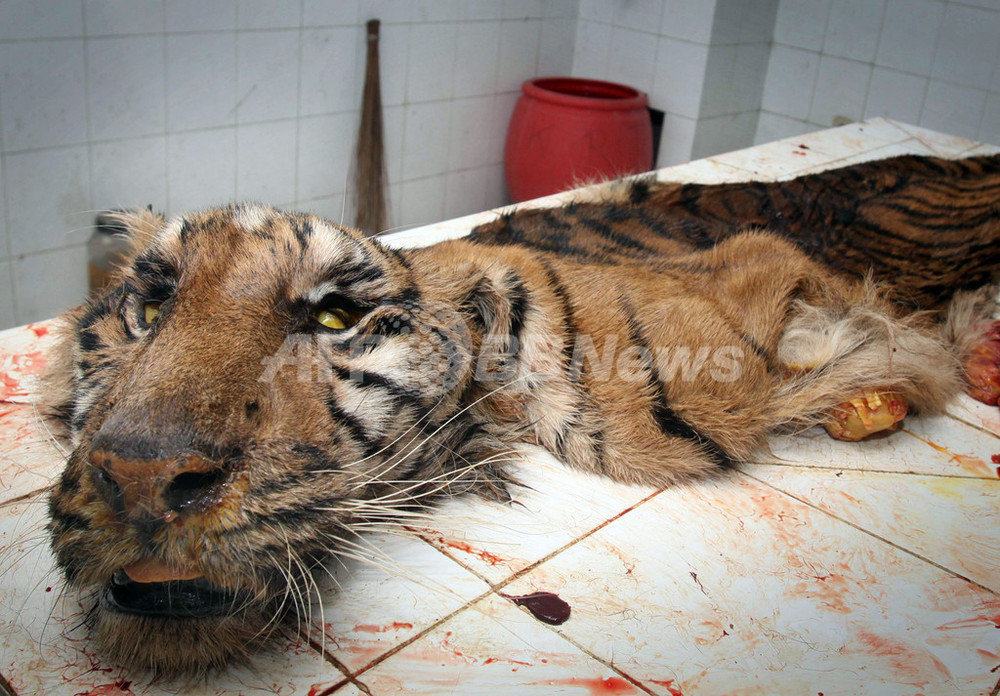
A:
73,679,132,696
46,587,52,592
546,677,635,694
439,537,505,565
651,679,684,695
991,454,1000,464
352,622,414,633
27,323,49,337
501,591,571,625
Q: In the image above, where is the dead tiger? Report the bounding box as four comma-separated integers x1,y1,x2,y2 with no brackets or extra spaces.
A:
41,153,1000,673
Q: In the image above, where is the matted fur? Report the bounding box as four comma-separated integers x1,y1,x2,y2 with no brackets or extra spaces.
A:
39,154,1000,674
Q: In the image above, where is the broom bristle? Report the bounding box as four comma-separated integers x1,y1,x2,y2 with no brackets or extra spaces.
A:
355,18,388,236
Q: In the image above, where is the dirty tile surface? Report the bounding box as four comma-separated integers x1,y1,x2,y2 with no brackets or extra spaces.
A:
1,119,998,695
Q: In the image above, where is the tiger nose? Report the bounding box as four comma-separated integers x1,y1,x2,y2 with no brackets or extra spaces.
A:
89,449,227,520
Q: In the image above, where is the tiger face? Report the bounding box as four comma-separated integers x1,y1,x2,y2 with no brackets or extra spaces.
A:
44,205,512,673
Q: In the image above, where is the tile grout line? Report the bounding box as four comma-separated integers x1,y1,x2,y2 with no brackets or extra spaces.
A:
740,470,999,597
944,410,1000,441
746,459,1000,483
333,488,665,683
333,585,498,681
529,628,659,696
901,426,1000,477
300,629,369,696
414,486,665,591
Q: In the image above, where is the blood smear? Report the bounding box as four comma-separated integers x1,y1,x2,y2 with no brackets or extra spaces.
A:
501,591,571,625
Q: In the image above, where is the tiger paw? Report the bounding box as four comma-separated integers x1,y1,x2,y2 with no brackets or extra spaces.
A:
824,390,908,442
964,320,1000,406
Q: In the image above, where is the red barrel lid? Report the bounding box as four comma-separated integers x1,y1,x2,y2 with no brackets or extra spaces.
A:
522,77,648,110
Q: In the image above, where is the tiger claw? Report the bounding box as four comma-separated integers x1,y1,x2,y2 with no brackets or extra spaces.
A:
824,390,908,442
964,320,1000,406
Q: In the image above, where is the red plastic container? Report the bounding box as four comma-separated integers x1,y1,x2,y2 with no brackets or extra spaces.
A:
504,77,654,203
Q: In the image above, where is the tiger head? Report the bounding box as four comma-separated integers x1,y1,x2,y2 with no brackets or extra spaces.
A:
43,205,521,674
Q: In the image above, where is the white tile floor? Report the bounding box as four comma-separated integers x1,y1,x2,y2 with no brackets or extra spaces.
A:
1,119,998,695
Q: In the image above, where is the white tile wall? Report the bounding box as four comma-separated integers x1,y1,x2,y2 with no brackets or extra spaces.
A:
538,16,576,75
447,97,497,171
570,20,612,79
608,27,658,94
772,0,828,50
91,136,169,212
876,0,943,76
5,147,92,256
236,120,298,203
299,27,359,116
756,0,1000,147
407,23,459,103
658,113,698,166
452,21,502,97
0,1,84,40
808,55,872,126
0,0,569,328
296,112,355,201
84,0,165,36
2,0,995,328
236,30,301,123
614,0,665,33
863,68,927,124
497,18,542,89
931,3,1000,90
650,38,708,120
0,260,15,329
762,45,820,120
821,0,884,63
237,0,302,30
166,33,238,131
13,245,89,323
660,0,717,44
399,173,446,227
572,0,774,162
87,36,167,141
167,129,237,211
304,0,363,26
402,101,453,180
165,0,236,32
0,40,89,151
920,80,988,139
691,111,757,159
981,94,1000,146
444,165,488,218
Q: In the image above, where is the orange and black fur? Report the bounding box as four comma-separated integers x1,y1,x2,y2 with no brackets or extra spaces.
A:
40,154,1000,673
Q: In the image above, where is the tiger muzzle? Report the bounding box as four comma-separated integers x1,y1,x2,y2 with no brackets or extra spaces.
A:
89,448,229,521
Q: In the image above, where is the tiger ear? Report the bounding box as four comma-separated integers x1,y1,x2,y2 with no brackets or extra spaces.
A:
97,206,165,252
463,272,526,338
459,270,529,384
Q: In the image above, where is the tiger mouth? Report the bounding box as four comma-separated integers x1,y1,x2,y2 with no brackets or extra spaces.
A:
101,569,249,618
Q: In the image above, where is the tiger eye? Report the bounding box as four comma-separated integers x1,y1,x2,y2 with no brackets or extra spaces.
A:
144,302,161,324
315,308,354,330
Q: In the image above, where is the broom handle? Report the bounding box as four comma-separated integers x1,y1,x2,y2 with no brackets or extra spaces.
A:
355,18,387,235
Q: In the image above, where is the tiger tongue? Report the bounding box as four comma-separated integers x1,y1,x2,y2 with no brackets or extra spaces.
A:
124,559,203,583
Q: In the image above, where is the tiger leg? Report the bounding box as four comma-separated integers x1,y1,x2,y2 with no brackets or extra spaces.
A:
773,281,965,440
942,285,1000,407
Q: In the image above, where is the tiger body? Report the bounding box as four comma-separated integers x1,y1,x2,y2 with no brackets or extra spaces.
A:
41,154,1000,673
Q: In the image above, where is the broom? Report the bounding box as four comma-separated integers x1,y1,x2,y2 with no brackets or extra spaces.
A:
354,19,388,236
